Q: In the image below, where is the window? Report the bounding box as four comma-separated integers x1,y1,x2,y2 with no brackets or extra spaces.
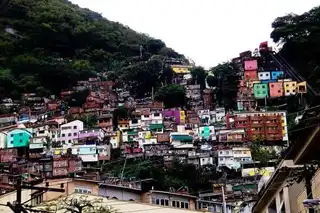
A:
73,126,77,129
19,139,22,143
185,202,189,209
31,194,43,206
75,187,92,194
19,133,23,136
68,140,71,143
152,197,156,204
73,133,77,136
68,133,71,137
62,134,65,137
172,201,176,207
160,199,164,206
10,134,13,137
181,202,185,208
165,199,169,206
176,201,180,208
156,199,160,205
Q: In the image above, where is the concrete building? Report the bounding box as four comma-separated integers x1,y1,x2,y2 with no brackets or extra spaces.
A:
58,120,84,145
252,126,320,213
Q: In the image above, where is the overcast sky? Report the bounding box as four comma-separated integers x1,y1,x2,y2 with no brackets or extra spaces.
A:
70,0,319,69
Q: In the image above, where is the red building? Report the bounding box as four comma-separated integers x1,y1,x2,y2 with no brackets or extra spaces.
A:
52,156,82,177
226,113,283,142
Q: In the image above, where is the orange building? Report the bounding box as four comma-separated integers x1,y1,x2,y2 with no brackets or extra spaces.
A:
244,70,258,81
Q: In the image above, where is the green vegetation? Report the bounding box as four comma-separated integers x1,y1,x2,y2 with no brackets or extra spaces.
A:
209,62,240,110
103,158,220,194
191,66,207,90
271,6,320,92
155,84,187,108
0,0,184,99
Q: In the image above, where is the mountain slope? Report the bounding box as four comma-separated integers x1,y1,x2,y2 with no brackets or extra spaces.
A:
0,0,184,98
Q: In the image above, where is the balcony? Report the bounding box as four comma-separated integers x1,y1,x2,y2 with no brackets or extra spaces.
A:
251,122,264,128
265,122,281,127
265,129,282,136
250,116,265,122
29,153,42,159
265,135,283,141
29,143,44,149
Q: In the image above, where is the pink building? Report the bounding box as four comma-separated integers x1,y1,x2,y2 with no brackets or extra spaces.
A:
244,60,258,70
269,82,283,98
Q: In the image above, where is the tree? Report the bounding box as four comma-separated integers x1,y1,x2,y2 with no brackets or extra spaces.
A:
112,107,131,129
210,62,239,110
251,142,278,167
66,89,90,107
37,195,118,213
0,0,185,97
206,75,217,88
270,6,320,92
155,84,186,108
191,66,208,90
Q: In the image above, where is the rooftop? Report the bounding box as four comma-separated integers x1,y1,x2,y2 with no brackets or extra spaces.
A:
35,193,206,213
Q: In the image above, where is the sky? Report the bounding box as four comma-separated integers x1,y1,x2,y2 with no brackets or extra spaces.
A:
70,0,319,69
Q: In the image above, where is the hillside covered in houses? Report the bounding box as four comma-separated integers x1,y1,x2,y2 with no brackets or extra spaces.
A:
0,1,319,213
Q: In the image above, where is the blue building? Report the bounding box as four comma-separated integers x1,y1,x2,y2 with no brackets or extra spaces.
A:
271,71,284,80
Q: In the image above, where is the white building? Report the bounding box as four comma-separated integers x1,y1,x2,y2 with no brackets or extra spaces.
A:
58,120,84,145
217,147,251,169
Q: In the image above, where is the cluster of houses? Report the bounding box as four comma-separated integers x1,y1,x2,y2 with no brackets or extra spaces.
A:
234,41,308,111
0,44,305,212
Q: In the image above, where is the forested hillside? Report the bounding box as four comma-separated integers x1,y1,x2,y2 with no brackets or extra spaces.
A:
0,0,184,98
271,6,320,91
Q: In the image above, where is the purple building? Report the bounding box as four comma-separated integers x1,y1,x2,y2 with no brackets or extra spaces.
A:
161,110,181,124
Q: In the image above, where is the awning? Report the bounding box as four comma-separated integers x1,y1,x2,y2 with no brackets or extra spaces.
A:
149,124,163,130
171,135,193,142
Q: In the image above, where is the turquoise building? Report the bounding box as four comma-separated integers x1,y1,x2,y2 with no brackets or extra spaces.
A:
6,129,32,148
199,126,216,141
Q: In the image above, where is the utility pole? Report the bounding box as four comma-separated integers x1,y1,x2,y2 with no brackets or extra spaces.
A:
222,186,227,213
120,157,127,185
5,174,65,213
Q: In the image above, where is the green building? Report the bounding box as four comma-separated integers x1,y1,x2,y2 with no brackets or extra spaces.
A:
253,83,269,99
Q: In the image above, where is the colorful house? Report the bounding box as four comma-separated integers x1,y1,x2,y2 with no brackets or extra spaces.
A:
253,83,268,99
269,82,283,98
258,71,271,81
244,70,258,82
6,128,32,148
199,126,216,141
297,81,307,94
162,110,182,124
271,71,284,80
170,65,191,74
149,124,164,134
247,80,260,89
244,60,258,70
283,80,297,96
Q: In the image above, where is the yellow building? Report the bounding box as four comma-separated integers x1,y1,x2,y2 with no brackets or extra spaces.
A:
283,80,297,96
171,65,191,74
